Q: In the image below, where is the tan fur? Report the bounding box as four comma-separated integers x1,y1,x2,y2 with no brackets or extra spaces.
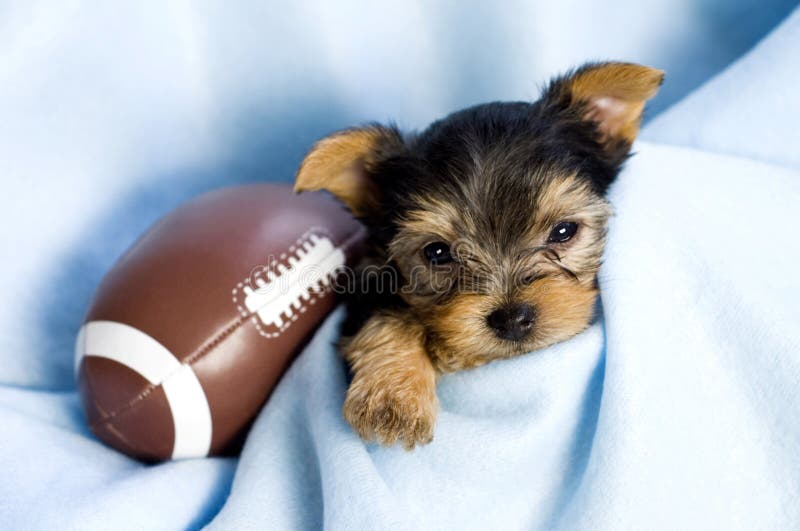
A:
342,312,439,449
567,63,663,143
394,173,610,373
531,172,611,232
520,276,598,348
294,126,402,216
425,293,499,372
529,173,612,277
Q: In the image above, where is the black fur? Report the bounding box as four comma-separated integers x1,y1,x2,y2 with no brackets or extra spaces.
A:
339,89,631,337
370,101,626,236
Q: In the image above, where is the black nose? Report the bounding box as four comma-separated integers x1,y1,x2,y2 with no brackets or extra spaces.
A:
486,304,535,341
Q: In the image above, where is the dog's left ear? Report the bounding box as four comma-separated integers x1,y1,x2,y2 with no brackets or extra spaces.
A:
294,124,405,217
544,62,664,147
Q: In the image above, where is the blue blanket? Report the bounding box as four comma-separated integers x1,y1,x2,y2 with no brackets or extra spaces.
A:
2,2,799,529
209,140,800,529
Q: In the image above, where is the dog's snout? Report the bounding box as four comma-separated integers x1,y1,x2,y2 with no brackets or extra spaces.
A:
487,304,535,341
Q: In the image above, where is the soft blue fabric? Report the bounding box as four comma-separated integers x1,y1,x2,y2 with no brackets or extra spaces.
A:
1,2,799,529
210,141,800,529
644,7,800,169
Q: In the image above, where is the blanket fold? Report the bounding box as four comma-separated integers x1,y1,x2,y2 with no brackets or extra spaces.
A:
209,142,800,530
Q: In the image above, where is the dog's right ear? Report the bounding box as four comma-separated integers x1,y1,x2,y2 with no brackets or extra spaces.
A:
543,62,663,148
294,124,405,217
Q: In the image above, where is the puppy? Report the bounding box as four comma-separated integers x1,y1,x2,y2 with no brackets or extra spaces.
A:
294,62,663,448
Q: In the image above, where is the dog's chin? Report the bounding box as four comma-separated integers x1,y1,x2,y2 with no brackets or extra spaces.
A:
426,333,537,373
429,324,592,373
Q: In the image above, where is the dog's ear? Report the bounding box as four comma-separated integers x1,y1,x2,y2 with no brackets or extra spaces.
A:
294,124,405,217
544,62,663,146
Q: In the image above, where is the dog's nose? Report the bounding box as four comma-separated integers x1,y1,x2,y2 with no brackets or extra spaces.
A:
486,304,535,341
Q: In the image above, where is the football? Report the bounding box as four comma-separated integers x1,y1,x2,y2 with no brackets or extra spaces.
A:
75,184,364,461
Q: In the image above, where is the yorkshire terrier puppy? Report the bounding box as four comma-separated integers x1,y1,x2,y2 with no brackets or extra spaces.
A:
295,62,663,448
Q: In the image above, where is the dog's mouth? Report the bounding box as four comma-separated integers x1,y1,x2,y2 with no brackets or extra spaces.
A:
426,328,541,373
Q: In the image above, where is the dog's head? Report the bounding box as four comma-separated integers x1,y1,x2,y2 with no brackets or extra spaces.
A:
295,62,662,371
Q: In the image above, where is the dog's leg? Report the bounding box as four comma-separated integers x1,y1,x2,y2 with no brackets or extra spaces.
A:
342,312,438,449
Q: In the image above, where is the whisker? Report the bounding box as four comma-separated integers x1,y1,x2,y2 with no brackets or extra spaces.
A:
515,245,550,260
553,263,579,281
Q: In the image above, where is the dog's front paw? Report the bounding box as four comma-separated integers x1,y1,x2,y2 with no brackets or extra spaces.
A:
343,376,438,450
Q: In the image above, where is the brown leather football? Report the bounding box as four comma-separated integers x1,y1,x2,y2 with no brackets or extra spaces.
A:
75,184,364,461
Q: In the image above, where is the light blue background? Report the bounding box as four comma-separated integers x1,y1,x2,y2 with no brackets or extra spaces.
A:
1,2,798,529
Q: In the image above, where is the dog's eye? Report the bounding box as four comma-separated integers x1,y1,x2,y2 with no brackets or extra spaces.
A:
423,241,453,264
548,221,578,243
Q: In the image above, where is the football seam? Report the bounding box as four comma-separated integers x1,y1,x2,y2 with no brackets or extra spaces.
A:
84,224,364,434
230,226,361,339
85,314,244,430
